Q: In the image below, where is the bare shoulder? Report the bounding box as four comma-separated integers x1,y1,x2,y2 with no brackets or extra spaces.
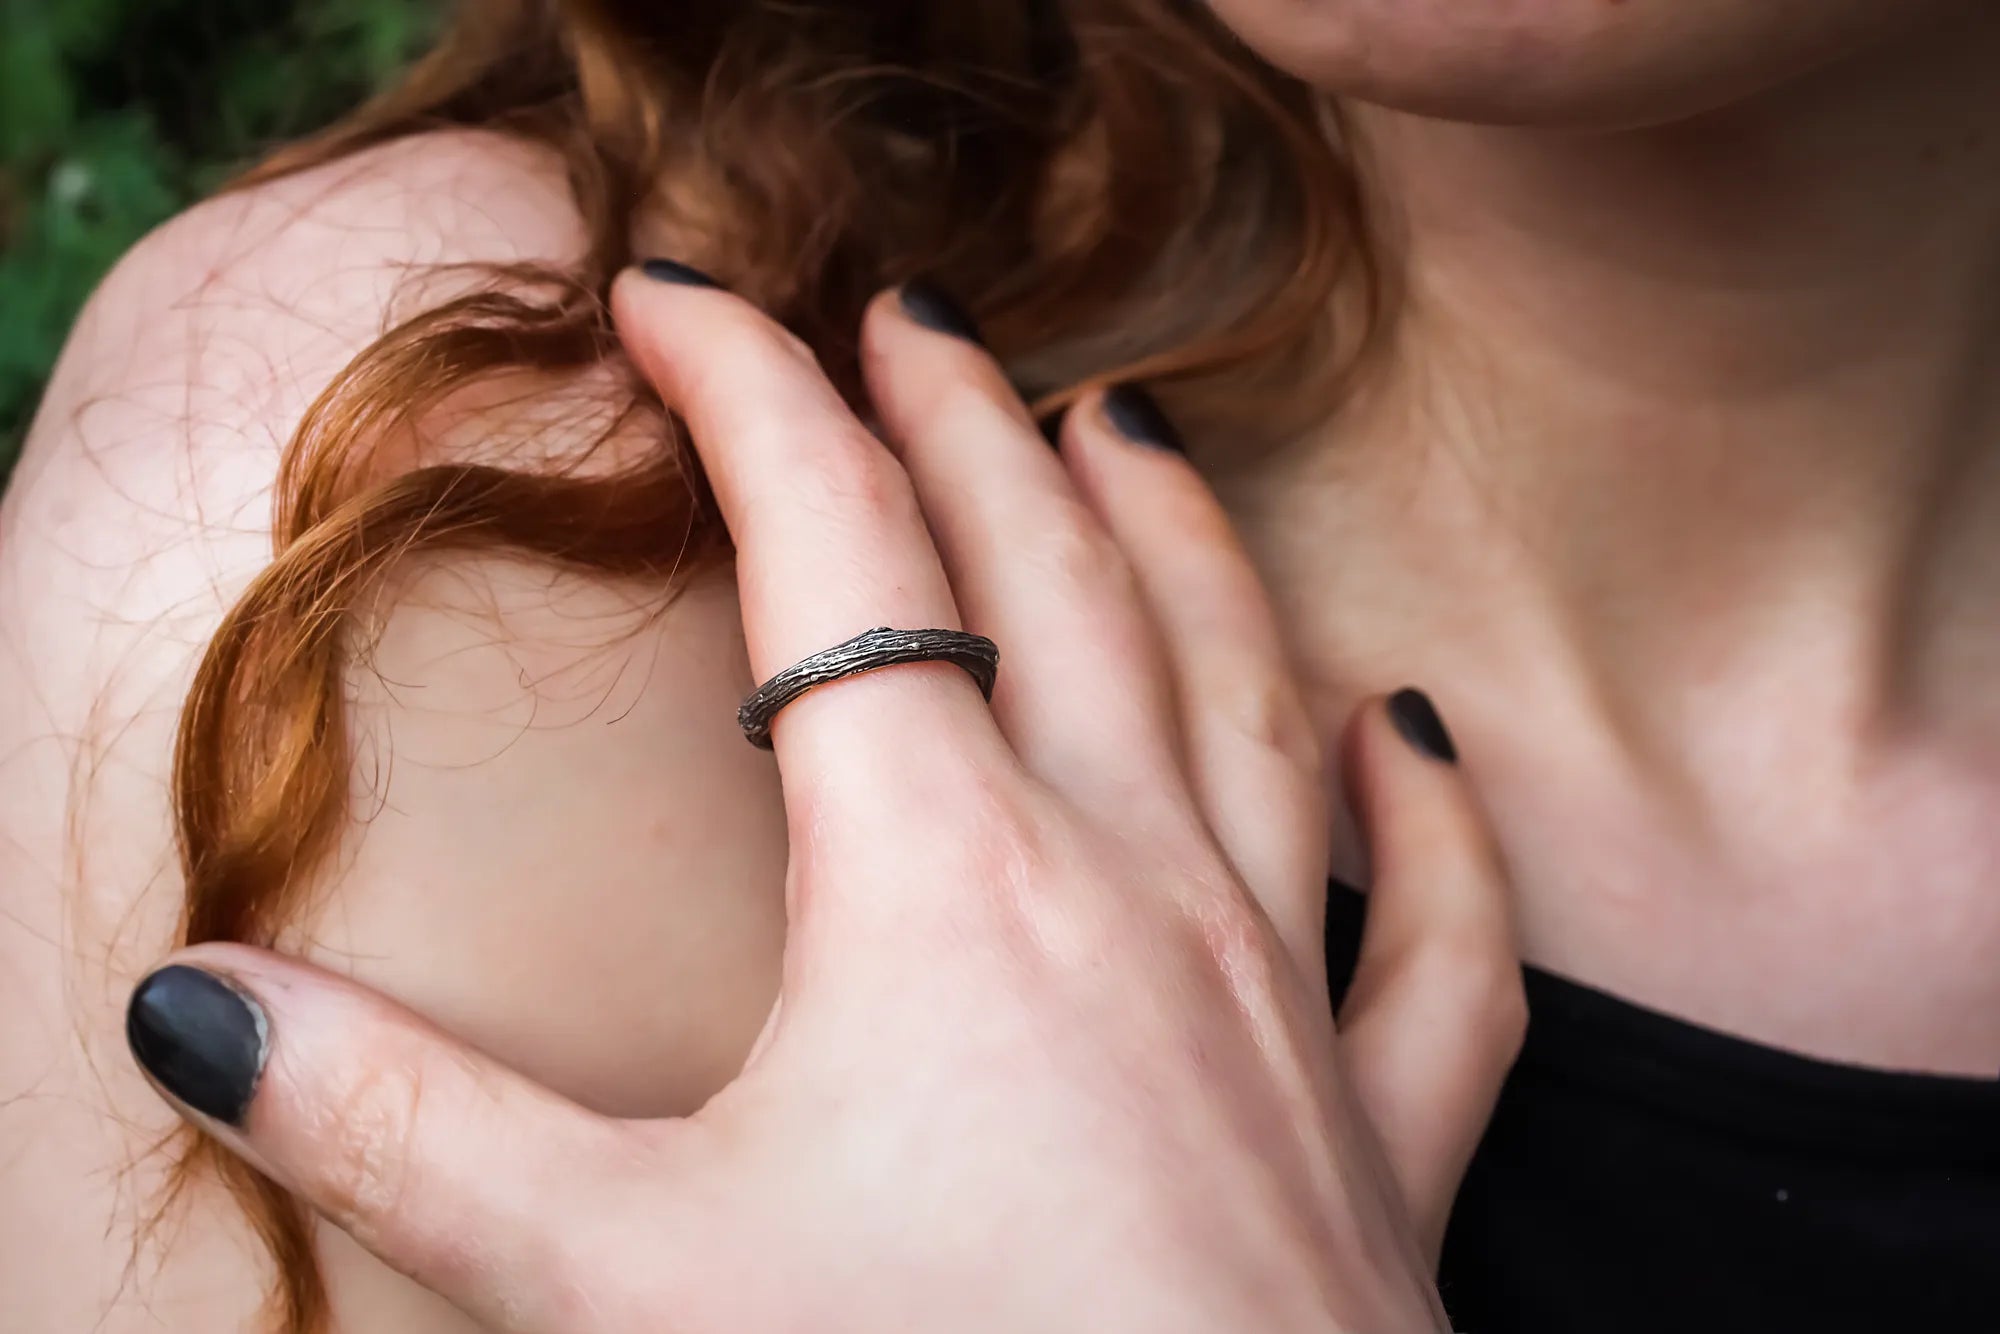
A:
6,127,598,711
0,131,785,1331
26,126,587,468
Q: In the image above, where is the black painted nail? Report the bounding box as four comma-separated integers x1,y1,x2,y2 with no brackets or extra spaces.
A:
899,280,985,345
639,257,725,289
1387,688,1458,764
1102,384,1186,455
126,965,268,1126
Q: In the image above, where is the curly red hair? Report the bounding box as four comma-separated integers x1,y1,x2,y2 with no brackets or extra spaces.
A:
170,2,1380,1327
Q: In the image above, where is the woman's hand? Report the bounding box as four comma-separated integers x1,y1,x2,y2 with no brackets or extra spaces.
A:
126,268,1524,1332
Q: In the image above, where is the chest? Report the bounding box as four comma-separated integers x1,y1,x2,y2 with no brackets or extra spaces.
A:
1469,744,2000,1076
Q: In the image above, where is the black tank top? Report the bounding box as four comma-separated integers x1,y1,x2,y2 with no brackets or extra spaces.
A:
1322,880,2000,1332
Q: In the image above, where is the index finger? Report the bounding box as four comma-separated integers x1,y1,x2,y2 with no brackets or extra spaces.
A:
609,264,1012,808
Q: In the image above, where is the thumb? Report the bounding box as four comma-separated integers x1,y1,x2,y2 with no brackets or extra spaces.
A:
1335,688,1526,1265
125,944,643,1332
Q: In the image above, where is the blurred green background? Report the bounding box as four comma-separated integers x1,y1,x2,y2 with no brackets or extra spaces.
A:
0,0,436,478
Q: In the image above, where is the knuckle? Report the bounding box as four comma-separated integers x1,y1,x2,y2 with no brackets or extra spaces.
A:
315,1049,430,1242
931,792,1112,945
826,760,1042,890
935,780,1052,895
714,308,820,373
1210,902,1283,975
1405,928,1528,1055
1212,676,1322,776
675,315,817,410
922,365,1017,429
1183,885,1288,988
793,430,919,523
1024,509,1133,600
1160,485,1243,552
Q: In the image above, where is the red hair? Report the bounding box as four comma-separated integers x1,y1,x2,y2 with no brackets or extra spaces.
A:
170,1,1380,1327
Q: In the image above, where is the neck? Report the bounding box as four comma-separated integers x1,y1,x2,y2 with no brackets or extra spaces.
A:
1233,10,2000,790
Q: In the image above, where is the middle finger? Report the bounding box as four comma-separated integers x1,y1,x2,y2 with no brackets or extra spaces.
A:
859,284,1191,827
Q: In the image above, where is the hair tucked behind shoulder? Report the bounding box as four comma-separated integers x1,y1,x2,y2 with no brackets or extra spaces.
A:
168,1,1378,1327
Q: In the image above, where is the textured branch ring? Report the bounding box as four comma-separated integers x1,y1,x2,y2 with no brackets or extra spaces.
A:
737,626,1001,749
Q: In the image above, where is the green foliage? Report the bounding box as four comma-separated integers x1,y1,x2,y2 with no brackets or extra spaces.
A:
0,0,436,475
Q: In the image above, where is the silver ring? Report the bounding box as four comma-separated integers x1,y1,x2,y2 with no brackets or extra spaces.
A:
737,626,1000,749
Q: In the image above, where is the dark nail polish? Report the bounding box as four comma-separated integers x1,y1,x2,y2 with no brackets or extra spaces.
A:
1102,384,1186,455
639,258,725,289
126,965,268,1126
1038,408,1069,451
1387,688,1458,764
899,280,984,345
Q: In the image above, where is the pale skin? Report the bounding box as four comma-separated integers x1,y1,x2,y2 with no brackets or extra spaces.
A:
1,146,1518,1332
4,0,2000,1328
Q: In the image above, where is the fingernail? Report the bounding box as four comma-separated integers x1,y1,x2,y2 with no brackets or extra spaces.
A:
126,965,269,1126
639,257,726,289
898,280,984,345
1102,384,1186,455
1387,688,1458,764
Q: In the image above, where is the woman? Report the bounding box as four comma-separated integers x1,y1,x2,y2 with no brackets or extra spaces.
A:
6,0,1999,1330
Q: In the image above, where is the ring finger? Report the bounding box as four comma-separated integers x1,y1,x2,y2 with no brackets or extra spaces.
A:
609,264,1015,830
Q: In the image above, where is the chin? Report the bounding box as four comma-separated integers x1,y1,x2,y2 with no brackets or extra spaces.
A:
1202,0,1970,127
